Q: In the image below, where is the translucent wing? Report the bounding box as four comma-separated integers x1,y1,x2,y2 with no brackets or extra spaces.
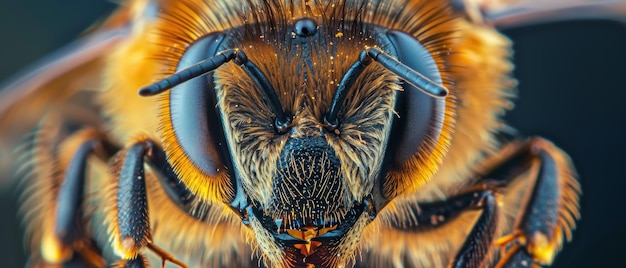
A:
454,0,626,28
0,1,158,184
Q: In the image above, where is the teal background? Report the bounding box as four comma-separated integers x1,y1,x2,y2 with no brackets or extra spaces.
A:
1,1,625,267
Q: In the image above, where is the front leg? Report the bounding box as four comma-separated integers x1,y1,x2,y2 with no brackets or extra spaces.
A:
486,138,580,267
382,137,580,267
107,138,187,268
451,137,580,267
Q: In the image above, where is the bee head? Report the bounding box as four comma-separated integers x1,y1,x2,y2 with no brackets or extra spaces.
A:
144,11,453,267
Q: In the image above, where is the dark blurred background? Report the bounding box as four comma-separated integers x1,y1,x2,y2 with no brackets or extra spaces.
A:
1,1,625,267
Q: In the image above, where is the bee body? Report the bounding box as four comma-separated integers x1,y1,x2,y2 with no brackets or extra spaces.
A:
0,0,603,267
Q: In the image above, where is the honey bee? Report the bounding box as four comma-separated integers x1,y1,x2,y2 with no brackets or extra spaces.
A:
1,0,623,267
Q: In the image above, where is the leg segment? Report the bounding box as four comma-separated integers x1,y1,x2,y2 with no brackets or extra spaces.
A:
54,140,96,242
107,139,187,268
109,143,151,259
389,189,500,268
487,138,580,267
449,192,498,268
31,126,112,267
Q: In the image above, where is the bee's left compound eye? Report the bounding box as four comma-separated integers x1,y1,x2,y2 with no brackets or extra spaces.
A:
378,30,448,200
385,30,445,168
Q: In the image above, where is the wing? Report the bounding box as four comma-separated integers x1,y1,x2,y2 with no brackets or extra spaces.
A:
0,0,160,184
453,0,626,28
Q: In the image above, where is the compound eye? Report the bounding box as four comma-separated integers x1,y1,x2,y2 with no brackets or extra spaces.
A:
162,32,236,202
382,30,446,197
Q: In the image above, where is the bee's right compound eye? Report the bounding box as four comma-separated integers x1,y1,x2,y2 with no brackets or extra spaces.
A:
161,32,238,202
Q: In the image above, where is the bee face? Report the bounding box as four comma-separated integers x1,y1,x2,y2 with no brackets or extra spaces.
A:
153,2,453,263
215,27,399,265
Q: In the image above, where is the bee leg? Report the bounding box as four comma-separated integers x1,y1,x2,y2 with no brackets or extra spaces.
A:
36,128,113,267
387,137,578,267
449,191,500,268
476,138,580,267
108,139,187,268
389,189,500,268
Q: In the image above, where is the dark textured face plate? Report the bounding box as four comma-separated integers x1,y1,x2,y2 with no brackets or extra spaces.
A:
271,136,345,230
